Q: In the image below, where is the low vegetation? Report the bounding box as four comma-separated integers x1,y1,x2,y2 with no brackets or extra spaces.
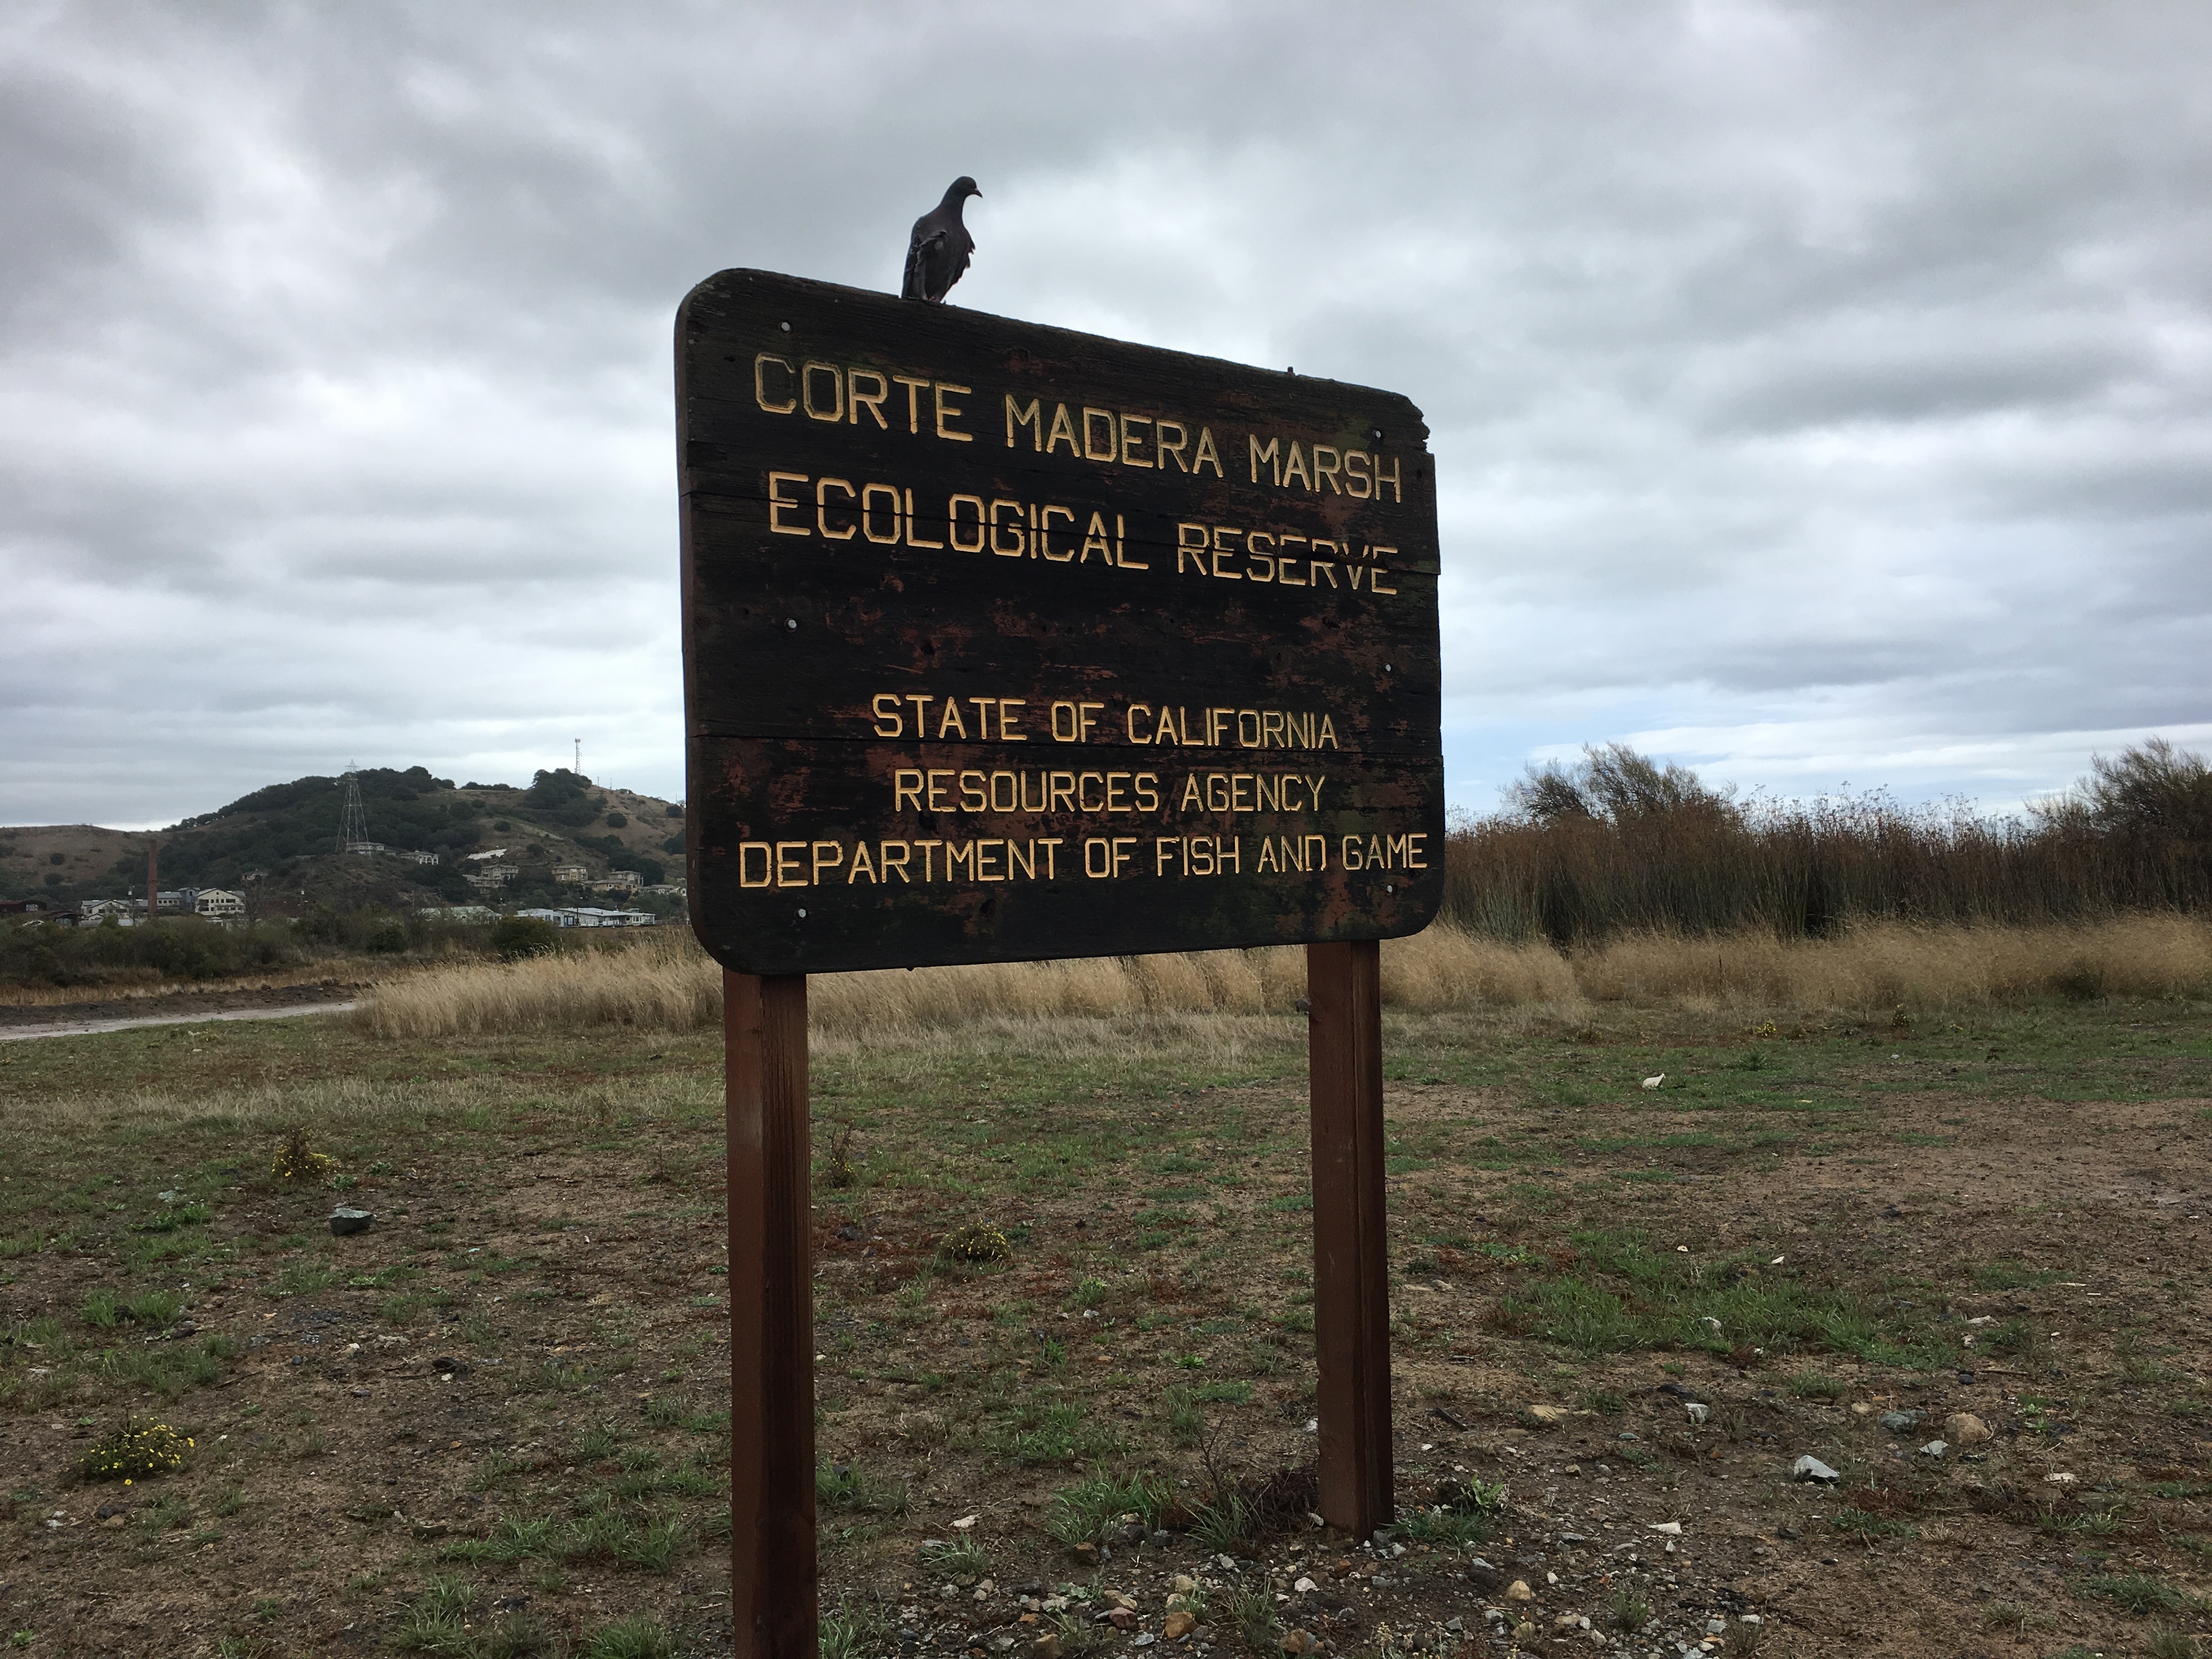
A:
2,978,2207,1652
350,911,2212,1040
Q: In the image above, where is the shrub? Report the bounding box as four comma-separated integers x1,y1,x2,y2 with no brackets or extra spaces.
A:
491,917,561,961
82,1420,194,1481
270,1128,335,1184
937,1223,1011,1265
605,812,628,828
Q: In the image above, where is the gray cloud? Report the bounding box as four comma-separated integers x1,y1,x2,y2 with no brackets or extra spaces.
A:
2,0,2208,827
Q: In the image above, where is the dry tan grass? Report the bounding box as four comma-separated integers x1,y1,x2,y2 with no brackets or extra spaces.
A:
1572,913,2212,1011
352,930,721,1039
349,914,2212,1040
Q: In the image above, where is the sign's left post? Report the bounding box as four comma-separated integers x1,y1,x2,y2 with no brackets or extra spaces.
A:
726,969,817,1656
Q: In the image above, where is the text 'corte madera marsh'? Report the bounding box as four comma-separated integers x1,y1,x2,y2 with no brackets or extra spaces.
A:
750,353,1410,502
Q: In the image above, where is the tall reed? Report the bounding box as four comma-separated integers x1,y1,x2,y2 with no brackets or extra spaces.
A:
1442,791,2212,944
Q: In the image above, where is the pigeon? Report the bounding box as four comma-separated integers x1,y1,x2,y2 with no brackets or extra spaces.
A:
902,176,980,303
1641,1072,1665,1090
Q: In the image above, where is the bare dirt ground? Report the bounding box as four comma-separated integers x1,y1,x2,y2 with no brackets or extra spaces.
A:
0,996,2207,1659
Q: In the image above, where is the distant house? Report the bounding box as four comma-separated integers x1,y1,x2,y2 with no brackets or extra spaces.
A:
516,906,658,929
551,865,588,883
640,883,686,896
80,898,140,925
195,890,245,918
0,898,41,915
154,890,187,911
463,867,518,890
396,849,439,865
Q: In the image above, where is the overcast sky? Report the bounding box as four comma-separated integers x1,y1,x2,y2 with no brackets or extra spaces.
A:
4,0,2208,830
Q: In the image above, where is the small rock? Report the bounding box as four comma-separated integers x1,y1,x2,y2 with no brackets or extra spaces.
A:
952,1514,979,1531
1071,1541,1098,1566
1107,1607,1137,1630
1511,1623,1537,1643
1849,1401,1873,1415
1945,1412,1992,1445
1505,1579,1536,1602
2045,1471,2077,1486
1792,1455,1839,1482
1148,1529,1171,1548
1877,1409,1923,1434
1685,1403,1709,1425
1172,1576,1197,1595
1527,1404,1567,1425
1031,1638,1062,1659
1647,1521,1682,1536
1279,1632,1315,1656
329,1206,374,1236
1919,1440,1948,1458
1293,1578,1318,1594
1132,1635,1154,1649
1164,1611,1195,1639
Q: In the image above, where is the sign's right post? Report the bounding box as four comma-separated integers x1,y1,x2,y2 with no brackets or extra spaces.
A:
1306,937,1393,1536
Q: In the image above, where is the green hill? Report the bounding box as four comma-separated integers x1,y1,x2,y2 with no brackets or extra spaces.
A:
1,768,686,915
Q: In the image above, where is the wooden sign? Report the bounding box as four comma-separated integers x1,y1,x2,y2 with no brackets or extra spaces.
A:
679,268,1442,974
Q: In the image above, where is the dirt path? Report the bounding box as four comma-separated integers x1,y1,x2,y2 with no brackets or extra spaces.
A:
0,999,357,1042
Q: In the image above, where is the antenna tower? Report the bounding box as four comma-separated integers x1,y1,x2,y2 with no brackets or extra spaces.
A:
337,764,373,853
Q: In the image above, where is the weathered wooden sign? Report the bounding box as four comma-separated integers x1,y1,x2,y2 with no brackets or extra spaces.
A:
679,270,1442,974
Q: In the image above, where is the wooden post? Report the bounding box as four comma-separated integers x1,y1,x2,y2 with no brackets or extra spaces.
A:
1306,939,1393,1537
727,970,816,1658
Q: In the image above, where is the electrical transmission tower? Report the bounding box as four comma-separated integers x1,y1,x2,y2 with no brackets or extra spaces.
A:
337,764,373,854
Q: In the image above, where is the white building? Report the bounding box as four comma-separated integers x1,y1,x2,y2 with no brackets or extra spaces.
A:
513,906,658,928
464,867,518,890
195,890,245,918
